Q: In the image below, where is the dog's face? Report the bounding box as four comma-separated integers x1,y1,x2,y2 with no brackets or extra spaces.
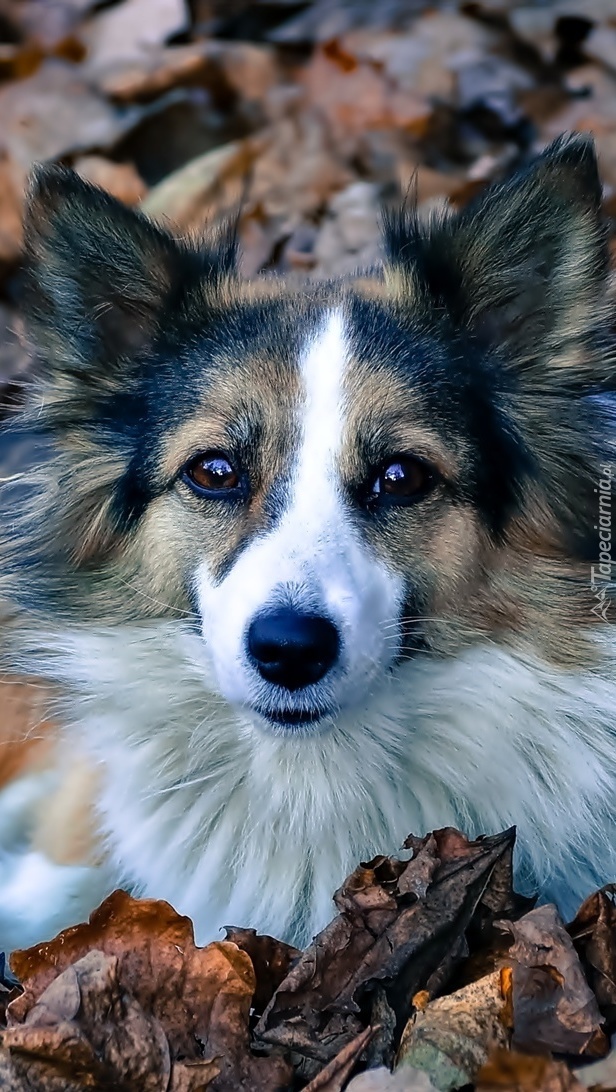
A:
7,134,615,735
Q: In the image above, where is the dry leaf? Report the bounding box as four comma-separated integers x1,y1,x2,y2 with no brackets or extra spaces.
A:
477,1049,587,1092
223,927,300,1018
568,886,616,1030
80,0,190,79
313,181,382,277
142,139,258,231
303,1026,377,1092
256,828,517,1065
4,0,96,53
249,110,354,223
0,154,24,267
396,970,509,1091
500,905,607,1057
73,156,148,205
0,60,141,169
3,950,171,1091
9,890,292,1091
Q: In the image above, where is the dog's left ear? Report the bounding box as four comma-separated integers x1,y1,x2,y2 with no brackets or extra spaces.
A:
385,134,608,378
24,166,234,389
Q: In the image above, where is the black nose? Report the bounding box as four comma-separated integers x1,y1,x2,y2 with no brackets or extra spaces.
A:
247,608,340,690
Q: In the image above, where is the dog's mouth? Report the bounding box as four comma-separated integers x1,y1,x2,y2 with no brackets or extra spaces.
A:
253,704,330,730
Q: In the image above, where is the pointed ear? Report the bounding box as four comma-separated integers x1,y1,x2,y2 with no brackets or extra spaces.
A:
23,166,235,393
385,134,608,375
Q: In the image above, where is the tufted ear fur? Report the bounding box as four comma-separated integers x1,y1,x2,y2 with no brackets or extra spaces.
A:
23,165,236,420
384,134,611,386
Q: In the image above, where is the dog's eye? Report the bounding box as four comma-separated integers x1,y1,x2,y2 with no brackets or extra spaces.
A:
370,455,435,505
181,451,241,497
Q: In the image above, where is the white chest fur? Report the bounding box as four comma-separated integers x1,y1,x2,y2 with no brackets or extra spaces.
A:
5,621,612,948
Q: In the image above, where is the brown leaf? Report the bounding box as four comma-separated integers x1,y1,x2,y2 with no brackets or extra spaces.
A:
9,890,291,1091
0,153,23,268
249,110,354,224
313,181,382,278
214,42,280,111
73,155,148,205
477,1049,587,1092
171,1058,222,1092
0,59,142,169
142,139,259,232
223,927,300,1018
500,905,607,1057
568,886,616,1030
3,950,171,1091
256,828,518,1065
0,1045,84,1092
303,1026,376,1092
97,41,219,101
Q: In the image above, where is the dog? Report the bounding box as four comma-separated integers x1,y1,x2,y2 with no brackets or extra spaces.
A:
1,132,615,953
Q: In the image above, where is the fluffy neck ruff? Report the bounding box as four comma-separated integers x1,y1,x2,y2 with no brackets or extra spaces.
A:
19,621,616,945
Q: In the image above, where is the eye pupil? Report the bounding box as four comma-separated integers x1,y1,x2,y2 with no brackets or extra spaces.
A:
371,455,435,505
183,451,240,494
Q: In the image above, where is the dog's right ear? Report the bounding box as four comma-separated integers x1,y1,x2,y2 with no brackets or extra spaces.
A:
24,166,235,409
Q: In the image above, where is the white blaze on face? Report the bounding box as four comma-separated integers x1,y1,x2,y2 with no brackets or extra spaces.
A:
195,308,404,723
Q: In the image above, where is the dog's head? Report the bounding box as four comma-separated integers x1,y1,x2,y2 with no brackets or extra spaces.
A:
6,134,616,734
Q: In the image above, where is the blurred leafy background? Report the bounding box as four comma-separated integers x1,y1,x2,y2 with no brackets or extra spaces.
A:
1,0,616,421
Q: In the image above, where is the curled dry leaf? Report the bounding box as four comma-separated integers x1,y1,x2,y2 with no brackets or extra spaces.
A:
396,970,509,1091
256,828,518,1065
568,885,616,1030
9,889,291,1091
500,904,607,1057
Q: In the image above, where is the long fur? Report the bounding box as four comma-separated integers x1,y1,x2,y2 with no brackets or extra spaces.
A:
5,621,616,945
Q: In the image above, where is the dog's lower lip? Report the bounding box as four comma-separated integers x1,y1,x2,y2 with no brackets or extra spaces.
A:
257,706,325,726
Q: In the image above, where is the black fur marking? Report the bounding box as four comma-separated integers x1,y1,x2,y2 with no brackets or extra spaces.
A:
346,293,535,538
383,132,608,370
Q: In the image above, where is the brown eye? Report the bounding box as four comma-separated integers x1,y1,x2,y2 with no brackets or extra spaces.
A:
371,455,436,506
182,451,241,497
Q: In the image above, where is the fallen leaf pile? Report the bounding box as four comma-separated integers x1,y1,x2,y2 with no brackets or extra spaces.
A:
3,0,616,416
1,827,616,1091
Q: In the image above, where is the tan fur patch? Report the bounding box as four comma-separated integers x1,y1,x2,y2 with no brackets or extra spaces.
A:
0,676,56,789
32,755,101,867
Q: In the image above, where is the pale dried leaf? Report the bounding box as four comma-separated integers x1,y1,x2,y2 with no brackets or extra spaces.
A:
396,971,509,1092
